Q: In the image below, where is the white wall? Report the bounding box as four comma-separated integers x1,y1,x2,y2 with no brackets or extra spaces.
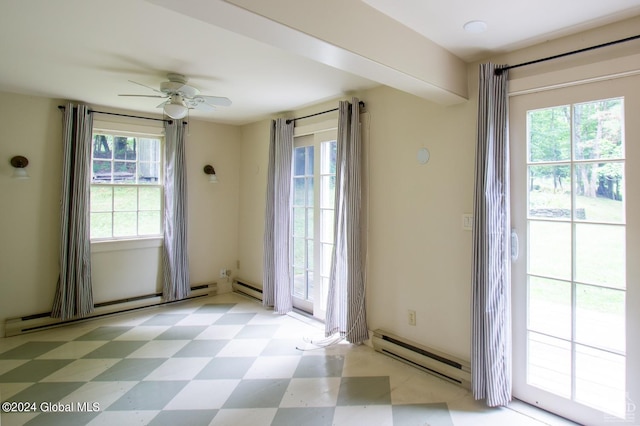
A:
0,93,241,336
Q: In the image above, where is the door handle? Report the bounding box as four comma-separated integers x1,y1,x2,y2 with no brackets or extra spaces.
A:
511,229,519,261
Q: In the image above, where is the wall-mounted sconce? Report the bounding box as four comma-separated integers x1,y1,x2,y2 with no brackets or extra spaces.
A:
10,155,29,179
203,165,218,183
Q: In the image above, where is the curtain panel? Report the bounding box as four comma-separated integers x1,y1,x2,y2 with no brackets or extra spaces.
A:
162,120,191,301
51,103,94,320
263,118,294,313
325,98,368,344
471,63,512,407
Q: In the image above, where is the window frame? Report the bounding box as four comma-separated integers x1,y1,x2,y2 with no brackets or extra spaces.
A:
89,125,164,243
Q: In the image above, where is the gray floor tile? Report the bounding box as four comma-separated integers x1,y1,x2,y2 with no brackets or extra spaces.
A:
173,339,229,357
392,403,454,426
141,314,188,326
272,407,335,426
222,379,290,408
92,358,167,381
337,376,392,406
24,411,100,426
154,326,207,340
261,339,306,357
107,381,188,410
0,359,74,382
5,382,85,405
74,326,133,341
195,357,256,379
294,355,344,378
196,303,236,313
148,409,218,426
82,341,147,358
214,313,256,325
0,341,67,359
235,325,280,339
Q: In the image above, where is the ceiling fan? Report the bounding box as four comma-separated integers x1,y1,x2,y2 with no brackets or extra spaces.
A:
119,73,232,119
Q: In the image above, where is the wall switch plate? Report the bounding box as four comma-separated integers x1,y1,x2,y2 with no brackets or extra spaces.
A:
408,310,416,326
462,214,473,231
220,269,228,278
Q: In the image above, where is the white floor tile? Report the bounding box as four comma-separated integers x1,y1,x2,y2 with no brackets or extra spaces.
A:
40,359,120,382
126,340,189,358
195,325,243,340
36,341,107,359
210,408,277,426
143,357,210,380
164,379,240,409
60,381,138,411
175,313,223,325
0,359,28,375
86,410,159,425
0,382,33,401
113,326,169,341
243,356,301,379
216,339,269,357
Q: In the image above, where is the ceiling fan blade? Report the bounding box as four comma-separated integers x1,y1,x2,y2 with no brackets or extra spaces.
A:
119,94,167,98
156,100,168,108
197,95,232,107
128,80,164,94
192,102,216,112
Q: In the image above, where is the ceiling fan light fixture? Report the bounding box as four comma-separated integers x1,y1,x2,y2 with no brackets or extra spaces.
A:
164,95,188,119
463,20,487,34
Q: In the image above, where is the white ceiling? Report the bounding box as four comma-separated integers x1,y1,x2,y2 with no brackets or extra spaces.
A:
0,0,638,124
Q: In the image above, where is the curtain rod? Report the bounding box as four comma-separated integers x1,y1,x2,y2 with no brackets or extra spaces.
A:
495,34,640,75
286,100,365,125
57,105,187,125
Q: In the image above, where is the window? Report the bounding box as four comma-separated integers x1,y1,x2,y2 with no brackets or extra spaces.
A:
90,131,163,240
291,129,337,316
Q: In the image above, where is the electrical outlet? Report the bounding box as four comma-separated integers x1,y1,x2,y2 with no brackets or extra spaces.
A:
220,269,227,278
408,310,416,326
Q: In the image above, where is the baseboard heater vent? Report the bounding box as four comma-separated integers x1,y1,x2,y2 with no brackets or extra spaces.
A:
5,283,217,337
232,279,263,302
372,329,471,389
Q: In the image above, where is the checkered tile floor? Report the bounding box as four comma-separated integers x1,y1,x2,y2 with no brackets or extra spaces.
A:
1,293,565,425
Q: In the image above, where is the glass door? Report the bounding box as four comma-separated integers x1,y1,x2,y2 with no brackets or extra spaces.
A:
511,75,639,425
291,129,337,319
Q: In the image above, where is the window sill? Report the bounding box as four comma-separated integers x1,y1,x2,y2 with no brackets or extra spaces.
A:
91,237,163,253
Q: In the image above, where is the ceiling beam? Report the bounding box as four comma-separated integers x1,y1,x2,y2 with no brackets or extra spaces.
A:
148,0,468,105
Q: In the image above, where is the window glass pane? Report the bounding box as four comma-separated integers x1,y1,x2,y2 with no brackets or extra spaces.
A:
321,209,334,243
138,162,159,184
138,187,161,211
321,176,335,209
527,332,571,398
292,267,305,297
93,134,113,159
292,208,305,237
306,208,313,237
293,178,305,206
90,186,112,212
138,211,161,236
307,239,314,269
321,141,337,174
527,105,570,163
292,237,305,268
528,165,571,219
576,284,625,352
575,345,625,417
528,276,571,339
139,138,160,162
574,162,624,223
573,98,623,161
529,221,571,280
114,137,137,161
294,147,306,176
114,187,137,211
575,224,625,288
306,146,314,174
92,160,112,183
305,177,314,206
113,212,137,237
90,213,112,239
114,161,136,183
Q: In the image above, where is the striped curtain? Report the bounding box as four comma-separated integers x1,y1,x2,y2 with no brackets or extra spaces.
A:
325,98,368,344
471,63,512,407
51,103,94,319
263,118,294,313
162,120,191,301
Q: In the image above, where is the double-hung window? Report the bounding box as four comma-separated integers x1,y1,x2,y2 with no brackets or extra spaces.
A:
291,128,337,317
90,129,163,240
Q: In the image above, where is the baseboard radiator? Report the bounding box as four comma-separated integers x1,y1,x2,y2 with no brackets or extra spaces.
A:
5,283,217,337
232,279,263,302
372,329,471,389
